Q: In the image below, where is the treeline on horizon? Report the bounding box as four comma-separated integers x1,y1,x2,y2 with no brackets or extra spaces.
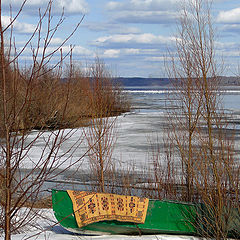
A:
116,76,240,87
0,58,130,133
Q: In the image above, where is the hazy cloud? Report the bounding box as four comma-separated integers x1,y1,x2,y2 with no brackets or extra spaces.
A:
2,15,36,34
22,44,92,57
83,22,140,34
106,0,179,24
124,48,140,54
215,41,240,51
111,10,177,24
144,56,166,61
217,8,240,24
93,33,174,49
100,47,166,61
61,45,92,56
103,49,120,58
106,0,181,11
2,0,89,15
220,24,240,34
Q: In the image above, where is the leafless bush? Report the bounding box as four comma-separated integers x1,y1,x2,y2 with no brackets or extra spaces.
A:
161,0,240,239
0,0,90,239
84,59,119,193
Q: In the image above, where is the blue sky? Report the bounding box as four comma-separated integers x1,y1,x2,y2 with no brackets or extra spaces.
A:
2,0,240,77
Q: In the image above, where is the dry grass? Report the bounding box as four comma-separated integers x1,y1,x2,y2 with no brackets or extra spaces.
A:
21,196,52,209
0,63,130,132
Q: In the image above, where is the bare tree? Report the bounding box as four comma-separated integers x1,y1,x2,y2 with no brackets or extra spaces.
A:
165,0,239,238
165,0,221,202
84,58,118,193
0,1,88,239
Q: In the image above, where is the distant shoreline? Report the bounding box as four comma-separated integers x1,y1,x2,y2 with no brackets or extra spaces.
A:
115,76,240,87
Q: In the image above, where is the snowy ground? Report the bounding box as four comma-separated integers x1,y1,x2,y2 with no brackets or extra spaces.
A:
12,232,202,240
11,209,202,240
8,112,202,240
12,233,202,240
8,89,240,239
19,111,167,172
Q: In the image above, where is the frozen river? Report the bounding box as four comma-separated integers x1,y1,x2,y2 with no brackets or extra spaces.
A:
12,86,240,239
18,86,240,193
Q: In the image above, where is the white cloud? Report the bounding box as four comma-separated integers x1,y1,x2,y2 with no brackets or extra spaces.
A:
2,15,36,34
101,48,167,60
106,0,181,11
2,0,89,15
106,0,179,24
56,0,88,14
107,1,123,10
17,44,92,58
145,56,166,61
49,38,64,45
111,10,177,24
61,45,92,56
103,49,120,58
94,33,174,48
101,48,162,59
217,8,240,24
124,48,140,54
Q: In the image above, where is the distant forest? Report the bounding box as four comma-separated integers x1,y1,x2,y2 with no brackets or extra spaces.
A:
115,76,240,87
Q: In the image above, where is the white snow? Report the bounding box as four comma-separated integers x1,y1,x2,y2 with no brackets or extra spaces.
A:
10,208,202,240
14,111,166,173
7,90,240,239
12,232,202,240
